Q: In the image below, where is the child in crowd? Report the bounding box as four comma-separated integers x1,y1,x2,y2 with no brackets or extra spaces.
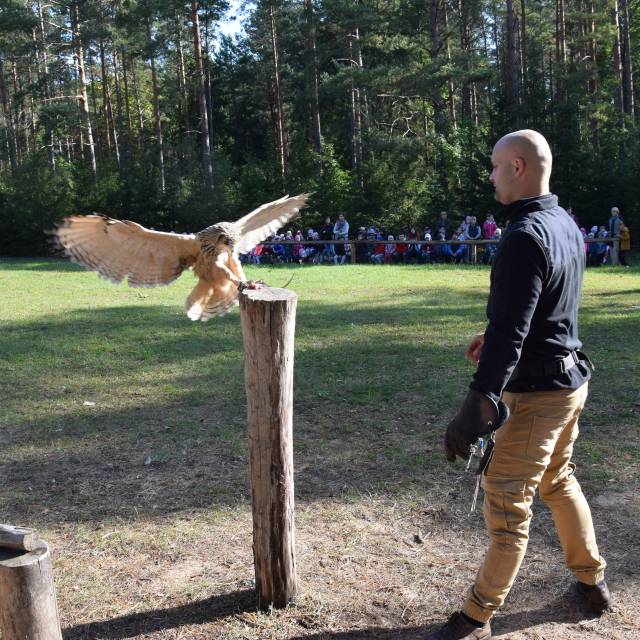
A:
619,222,631,266
482,214,497,239
249,243,264,264
394,234,409,263
371,239,385,264
420,229,432,263
293,232,305,263
384,235,396,264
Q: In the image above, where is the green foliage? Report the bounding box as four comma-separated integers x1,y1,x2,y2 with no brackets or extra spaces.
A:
0,156,77,255
0,0,639,254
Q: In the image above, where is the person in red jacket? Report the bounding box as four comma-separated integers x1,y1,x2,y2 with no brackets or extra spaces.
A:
394,234,409,263
371,238,386,264
482,213,497,239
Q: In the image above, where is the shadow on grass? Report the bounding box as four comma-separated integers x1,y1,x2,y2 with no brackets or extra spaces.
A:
63,589,257,639
1,298,638,530
289,627,427,639
0,296,485,526
284,588,590,638
590,288,640,297
59,584,601,640
0,257,84,272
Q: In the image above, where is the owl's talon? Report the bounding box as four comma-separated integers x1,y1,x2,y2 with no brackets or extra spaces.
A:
238,279,265,292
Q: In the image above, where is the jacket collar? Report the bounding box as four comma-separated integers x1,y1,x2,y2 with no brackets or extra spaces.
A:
501,194,557,221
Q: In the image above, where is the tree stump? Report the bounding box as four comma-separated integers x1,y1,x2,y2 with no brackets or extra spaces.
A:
0,542,63,640
239,287,297,609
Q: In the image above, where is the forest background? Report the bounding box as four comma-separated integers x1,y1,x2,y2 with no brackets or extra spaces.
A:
0,0,638,256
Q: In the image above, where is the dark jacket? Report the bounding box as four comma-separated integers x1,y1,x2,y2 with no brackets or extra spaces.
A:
471,194,591,402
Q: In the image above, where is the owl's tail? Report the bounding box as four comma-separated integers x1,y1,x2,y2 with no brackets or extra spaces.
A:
186,278,239,321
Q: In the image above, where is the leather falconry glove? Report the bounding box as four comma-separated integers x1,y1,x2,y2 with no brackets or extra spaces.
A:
444,389,510,462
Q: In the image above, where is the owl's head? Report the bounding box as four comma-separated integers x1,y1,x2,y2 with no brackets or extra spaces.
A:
198,222,241,255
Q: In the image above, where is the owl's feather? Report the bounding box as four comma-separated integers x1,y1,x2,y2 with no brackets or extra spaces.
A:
187,253,245,321
233,193,310,255
54,215,200,287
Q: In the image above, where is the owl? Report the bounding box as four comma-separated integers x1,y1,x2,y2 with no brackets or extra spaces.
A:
53,194,309,321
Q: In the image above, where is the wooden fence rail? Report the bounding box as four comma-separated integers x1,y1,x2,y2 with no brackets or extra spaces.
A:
251,238,621,265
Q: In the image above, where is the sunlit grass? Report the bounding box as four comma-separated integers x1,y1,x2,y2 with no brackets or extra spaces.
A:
1,257,638,637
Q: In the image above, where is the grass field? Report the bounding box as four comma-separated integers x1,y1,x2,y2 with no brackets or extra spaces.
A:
0,258,639,640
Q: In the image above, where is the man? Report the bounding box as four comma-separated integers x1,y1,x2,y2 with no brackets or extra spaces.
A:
427,130,609,640
333,212,350,240
608,207,622,265
319,216,335,263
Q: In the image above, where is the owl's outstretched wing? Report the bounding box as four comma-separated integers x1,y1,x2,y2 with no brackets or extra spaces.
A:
53,215,201,287
233,193,310,255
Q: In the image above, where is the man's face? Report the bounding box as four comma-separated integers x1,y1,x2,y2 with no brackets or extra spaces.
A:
490,145,516,205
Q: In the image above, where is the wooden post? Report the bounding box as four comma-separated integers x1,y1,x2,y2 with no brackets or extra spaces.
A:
0,541,63,640
239,287,297,609
612,238,620,265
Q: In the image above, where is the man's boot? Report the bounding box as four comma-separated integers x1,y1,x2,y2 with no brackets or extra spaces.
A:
576,580,611,615
426,612,491,640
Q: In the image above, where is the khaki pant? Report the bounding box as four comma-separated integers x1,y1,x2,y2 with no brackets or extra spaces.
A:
462,383,606,623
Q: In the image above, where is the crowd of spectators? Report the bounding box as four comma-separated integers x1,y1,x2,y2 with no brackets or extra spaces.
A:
242,206,631,267
573,206,631,267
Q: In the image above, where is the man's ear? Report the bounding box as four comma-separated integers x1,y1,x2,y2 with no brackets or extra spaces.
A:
513,156,526,176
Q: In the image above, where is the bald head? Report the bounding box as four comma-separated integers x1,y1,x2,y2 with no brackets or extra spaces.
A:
490,130,553,205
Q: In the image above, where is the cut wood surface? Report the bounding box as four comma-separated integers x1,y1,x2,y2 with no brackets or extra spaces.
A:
0,524,42,552
240,287,298,609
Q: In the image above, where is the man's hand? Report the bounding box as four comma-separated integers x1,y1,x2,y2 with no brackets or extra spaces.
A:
466,332,485,364
444,389,509,462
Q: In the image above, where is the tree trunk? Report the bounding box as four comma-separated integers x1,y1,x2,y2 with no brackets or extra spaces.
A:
620,0,634,116
303,0,322,155
0,58,17,171
145,14,166,192
175,10,189,131
88,52,101,158
10,61,25,163
588,0,599,148
72,1,97,175
204,11,215,155
458,0,472,119
130,60,146,155
348,30,363,175
28,63,38,154
269,2,287,185
113,50,126,177
99,36,113,151
506,0,519,124
555,0,567,101
612,0,625,125
428,1,445,134
492,0,501,95
36,0,55,169
443,1,457,130
520,0,527,104
192,0,214,187
120,50,134,160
